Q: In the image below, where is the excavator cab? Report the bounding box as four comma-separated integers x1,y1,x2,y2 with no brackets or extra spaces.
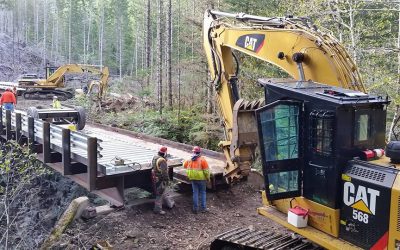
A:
46,66,59,78
256,79,389,205
254,79,399,249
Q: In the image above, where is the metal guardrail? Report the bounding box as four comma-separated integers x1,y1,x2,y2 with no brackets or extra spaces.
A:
0,108,102,191
6,110,103,158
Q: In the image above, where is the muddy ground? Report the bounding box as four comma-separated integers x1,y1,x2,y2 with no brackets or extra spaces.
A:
54,182,284,249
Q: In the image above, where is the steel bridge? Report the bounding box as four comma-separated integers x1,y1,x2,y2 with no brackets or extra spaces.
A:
0,109,225,207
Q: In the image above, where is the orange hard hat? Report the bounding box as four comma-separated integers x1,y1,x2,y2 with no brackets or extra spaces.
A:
192,146,201,153
159,146,168,154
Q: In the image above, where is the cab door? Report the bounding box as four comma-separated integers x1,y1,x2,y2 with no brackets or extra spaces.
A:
256,100,303,201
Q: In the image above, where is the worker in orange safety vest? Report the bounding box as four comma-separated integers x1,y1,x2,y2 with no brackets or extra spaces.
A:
151,146,175,215
1,88,17,111
183,146,210,214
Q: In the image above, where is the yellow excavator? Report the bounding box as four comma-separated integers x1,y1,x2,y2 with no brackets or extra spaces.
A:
204,10,399,249
18,64,109,100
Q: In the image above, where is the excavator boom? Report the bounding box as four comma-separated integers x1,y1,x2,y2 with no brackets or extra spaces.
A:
203,10,365,182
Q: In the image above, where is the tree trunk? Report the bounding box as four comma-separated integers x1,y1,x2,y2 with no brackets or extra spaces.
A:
118,8,123,80
83,14,86,64
157,0,164,114
43,0,47,66
348,0,357,64
86,10,92,64
55,11,59,64
99,2,105,67
141,11,145,71
134,24,139,77
146,0,151,86
50,7,55,62
177,0,181,118
24,0,28,44
191,0,195,62
388,4,400,141
166,0,172,108
11,2,14,71
68,0,72,63
35,0,39,44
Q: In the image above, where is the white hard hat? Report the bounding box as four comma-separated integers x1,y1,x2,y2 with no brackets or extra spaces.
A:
53,96,58,99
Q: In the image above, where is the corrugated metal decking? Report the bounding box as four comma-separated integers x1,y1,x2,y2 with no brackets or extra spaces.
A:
0,109,226,206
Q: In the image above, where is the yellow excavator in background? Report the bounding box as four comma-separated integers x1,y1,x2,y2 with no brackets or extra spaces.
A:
205,10,400,249
18,64,109,100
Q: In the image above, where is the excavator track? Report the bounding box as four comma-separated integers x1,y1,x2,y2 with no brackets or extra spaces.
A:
210,227,322,250
23,89,74,100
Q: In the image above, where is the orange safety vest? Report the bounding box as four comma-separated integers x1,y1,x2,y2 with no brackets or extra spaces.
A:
183,156,210,181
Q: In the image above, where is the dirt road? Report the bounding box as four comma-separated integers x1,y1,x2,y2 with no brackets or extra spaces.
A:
55,182,284,249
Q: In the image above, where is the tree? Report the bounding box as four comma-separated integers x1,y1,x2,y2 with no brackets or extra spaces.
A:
146,0,151,86
157,0,164,114
166,0,173,108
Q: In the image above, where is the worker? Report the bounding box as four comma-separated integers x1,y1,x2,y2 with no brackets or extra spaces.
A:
183,146,210,214
52,96,61,109
0,88,16,111
151,146,174,215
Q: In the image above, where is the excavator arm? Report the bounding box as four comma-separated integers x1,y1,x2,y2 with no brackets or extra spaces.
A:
203,10,366,182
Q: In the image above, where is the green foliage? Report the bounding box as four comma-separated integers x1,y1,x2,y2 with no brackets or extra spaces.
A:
91,107,223,151
0,142,50,186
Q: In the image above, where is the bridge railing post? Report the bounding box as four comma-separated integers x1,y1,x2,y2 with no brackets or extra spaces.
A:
15,113,21,143
87,137,97,191
62,128,71,175
0,108,3,135
43,122,51,163
5,110,11,140
28,117,35,153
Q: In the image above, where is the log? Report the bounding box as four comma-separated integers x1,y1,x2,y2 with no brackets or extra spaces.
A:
40,196,89,249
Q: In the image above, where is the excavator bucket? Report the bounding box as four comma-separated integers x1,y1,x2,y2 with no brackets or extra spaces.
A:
229,98,264,177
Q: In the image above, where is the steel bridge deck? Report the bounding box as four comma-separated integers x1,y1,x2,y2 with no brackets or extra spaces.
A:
0,109,226,206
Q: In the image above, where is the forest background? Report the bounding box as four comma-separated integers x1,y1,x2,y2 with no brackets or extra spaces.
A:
0,0,398,150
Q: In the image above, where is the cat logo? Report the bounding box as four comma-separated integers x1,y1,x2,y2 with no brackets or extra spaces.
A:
244,36,257,51
343,182,380,215
235,34,265,53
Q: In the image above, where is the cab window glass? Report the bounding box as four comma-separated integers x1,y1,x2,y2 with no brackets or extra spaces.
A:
355,113,370,142
258,104,299,161
310,110,334,156
268,171,298,194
